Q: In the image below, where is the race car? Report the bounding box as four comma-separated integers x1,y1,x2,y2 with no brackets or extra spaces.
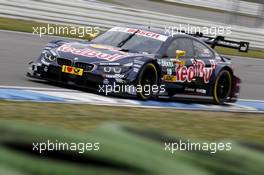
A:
27,26,249,104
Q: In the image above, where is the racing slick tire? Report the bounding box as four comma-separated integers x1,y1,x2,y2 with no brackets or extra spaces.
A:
136,63,158,100
213,70,232,105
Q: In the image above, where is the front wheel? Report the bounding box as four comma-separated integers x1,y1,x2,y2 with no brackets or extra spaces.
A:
136,63,158,100
213,70,232,104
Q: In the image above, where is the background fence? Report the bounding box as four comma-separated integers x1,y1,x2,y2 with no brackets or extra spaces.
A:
0,0,263,49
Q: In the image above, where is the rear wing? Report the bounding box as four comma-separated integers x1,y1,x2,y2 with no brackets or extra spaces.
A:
198,35,249,52
181,31,250,52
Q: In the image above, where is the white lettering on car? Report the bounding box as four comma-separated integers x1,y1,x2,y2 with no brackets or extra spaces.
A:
109,27,168,41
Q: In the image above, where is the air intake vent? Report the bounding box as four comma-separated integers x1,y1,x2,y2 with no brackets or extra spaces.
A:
74,62,94,71
57,58,72,66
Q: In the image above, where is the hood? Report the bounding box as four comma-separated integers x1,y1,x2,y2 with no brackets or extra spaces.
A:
53,42,151,64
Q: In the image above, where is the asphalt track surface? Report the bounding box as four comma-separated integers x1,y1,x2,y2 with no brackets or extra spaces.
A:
0,30,264,100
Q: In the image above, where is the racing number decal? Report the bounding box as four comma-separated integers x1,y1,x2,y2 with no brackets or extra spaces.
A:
62,65,84,76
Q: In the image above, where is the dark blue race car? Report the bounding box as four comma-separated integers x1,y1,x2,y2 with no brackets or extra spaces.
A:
27,26,249,104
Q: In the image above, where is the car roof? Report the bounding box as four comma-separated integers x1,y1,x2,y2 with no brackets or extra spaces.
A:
120,25,188,38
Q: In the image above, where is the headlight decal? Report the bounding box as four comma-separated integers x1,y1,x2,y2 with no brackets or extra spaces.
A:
100,64,132,74
113,67,122,74
42,50,57,62
103,67,111,73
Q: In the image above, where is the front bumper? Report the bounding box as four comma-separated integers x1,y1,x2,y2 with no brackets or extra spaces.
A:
27,61,136,95
27,62,106,90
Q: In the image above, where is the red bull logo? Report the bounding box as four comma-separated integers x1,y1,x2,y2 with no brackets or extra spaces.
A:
176,59,216,83
57,44,126,61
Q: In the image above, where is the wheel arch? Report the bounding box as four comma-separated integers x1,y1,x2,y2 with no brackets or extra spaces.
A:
214,66,233,80
147,60,162,82
135,60,161,100
135,59,162,84
212,66,234,104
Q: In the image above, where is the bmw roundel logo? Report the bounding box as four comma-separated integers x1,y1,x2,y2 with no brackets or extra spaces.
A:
74,57,79,61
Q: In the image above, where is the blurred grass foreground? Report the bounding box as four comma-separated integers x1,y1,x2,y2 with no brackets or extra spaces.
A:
0,121,263,175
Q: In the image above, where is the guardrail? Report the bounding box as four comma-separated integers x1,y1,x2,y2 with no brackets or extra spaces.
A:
0,0,263,49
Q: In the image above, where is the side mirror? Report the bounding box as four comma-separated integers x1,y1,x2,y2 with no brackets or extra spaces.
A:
175,50,186,59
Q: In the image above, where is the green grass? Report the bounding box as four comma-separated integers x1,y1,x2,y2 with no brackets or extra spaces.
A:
99,0,126,6
0,17,99,41
0,101,263,142
0,17,264,58
215,46,264,59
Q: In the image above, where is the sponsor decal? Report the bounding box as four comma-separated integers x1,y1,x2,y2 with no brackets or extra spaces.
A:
184,88,206,94
167,68,173,75
158,60,174,67
218,40,239,48
99,62,120,66
134,60,144,65
163,75,177,82
133,68,139,73
196,89,206,94
104,74,125,79
175,59,216,83
133,64,141,68
57,44,126,61
62,65,84,76
109,27,168,41
115,78,127,83
184,87,195,92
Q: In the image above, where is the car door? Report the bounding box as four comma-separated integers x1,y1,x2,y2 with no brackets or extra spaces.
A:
158,37,195,85
192,39,216,85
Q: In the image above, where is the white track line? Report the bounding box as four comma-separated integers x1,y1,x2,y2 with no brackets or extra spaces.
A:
1,85,264,102
0,85,78,92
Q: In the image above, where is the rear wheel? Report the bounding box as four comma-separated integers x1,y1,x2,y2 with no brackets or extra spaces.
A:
213,70,232,104
136,63,158,100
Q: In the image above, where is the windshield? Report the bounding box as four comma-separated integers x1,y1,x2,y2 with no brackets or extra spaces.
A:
92,27,167,54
